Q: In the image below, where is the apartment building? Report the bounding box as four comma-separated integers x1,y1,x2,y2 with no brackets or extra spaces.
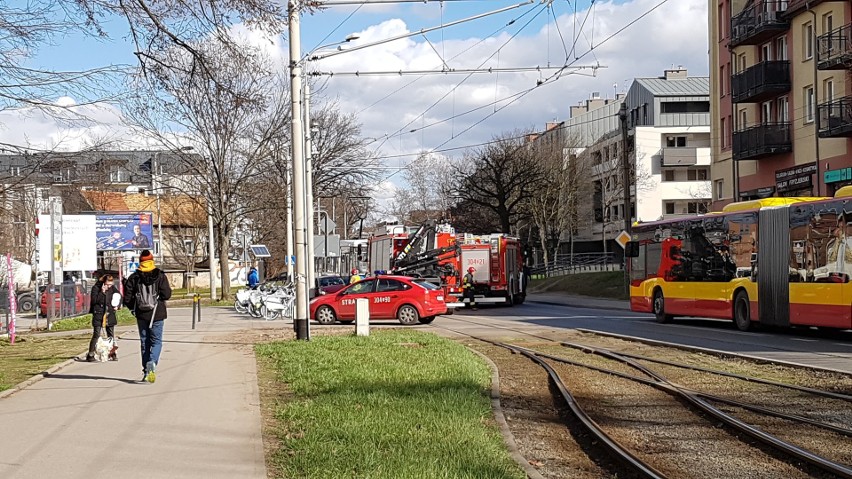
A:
561,69,711,251
710,0,851,209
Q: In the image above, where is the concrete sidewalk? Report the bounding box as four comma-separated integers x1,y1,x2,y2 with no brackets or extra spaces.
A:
527,292,631,311
0,307,281,479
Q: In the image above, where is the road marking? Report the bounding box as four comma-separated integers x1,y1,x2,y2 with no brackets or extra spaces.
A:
790,338,818,342
834,343,852,348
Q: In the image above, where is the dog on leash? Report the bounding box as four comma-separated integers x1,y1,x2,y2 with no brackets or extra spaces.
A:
95,337,117,362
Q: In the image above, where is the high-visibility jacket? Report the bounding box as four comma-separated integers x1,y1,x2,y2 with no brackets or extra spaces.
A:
349,274,362,284
462,273,474,289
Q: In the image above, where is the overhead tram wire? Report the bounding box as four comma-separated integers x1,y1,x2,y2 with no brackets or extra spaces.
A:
372,0,676,169
309,65,598,76
307,4,364,56
372,2,550,151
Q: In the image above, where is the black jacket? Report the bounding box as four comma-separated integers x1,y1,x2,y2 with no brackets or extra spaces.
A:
123,268,172,322
90,282,121,326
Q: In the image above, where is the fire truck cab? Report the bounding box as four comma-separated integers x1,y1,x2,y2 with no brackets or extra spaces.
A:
456,234,526,305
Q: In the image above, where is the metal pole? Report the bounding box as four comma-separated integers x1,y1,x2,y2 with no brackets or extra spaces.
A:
304,78,316,295
192,294,197,329
809,8,821,196
286,168,294,279
290,1,310,340
155,154,164,262
619,102,631,294
208,205,217,301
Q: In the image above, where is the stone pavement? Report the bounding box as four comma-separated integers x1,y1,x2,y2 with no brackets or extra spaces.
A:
526,292,630,311
0,307,281,479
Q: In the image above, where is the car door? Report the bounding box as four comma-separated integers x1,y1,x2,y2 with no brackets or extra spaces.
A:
374,278,409,319
337,279,377,320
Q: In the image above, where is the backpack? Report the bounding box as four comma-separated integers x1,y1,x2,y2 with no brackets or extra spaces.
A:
135,278,159,312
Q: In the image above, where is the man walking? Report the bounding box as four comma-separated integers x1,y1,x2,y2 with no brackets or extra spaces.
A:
462,267,477,311
123,250,171,383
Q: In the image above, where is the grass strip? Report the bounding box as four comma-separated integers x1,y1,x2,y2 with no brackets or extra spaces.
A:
51,308,137,332
0,334,89,391
256,330,524,479
530,271,628,300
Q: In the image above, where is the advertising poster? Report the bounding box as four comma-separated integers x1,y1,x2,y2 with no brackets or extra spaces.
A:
62,215,97,271
96,213,154,251
38,214,98,273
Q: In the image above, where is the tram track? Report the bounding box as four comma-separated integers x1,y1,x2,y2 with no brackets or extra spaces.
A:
435,316,852,478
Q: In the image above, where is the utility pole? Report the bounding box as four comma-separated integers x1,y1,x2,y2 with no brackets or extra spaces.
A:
289,0,310,340
208,204,217,301
286,168,294,280
304,77,316,296
619,102,631,236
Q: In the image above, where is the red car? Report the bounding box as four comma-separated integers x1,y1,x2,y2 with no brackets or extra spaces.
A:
310,275,447,326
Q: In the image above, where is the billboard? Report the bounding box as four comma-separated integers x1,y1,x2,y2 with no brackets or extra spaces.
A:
38,214,98,272
96,213,154,251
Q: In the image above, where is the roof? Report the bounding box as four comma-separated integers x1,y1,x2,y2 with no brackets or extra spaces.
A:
80,191,207,227
634,76,709,96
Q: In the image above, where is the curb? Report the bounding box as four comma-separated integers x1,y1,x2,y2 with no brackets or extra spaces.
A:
467,347,546,479
527,298,630,312
0,330,136,401
576,328,852,377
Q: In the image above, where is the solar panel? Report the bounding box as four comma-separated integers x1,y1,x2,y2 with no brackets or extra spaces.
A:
250,244,271,257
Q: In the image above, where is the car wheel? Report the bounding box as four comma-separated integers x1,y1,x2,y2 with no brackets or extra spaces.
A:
315,305,337,325
418,315,436,325
733,291,752,331
397,304,420,325
653,290,672,323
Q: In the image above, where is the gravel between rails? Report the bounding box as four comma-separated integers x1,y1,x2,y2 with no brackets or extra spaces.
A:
466,341,638,479
539,347,835,479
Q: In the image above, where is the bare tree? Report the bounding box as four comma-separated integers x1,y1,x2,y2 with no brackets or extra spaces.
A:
455,131,544,234
126,36,291,298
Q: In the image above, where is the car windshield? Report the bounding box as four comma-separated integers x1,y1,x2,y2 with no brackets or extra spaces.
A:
412,280,440,290
320,277,345,287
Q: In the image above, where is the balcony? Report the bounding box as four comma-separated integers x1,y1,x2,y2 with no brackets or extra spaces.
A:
733,123,792,161
818,96,852,138
817,23,852,70
731,61,790,103
660,147,698,167
730,1,789,48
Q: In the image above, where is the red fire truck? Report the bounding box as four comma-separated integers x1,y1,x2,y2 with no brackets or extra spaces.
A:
454,234,526,305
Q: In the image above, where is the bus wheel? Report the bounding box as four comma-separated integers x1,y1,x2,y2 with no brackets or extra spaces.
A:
734,291,752,331
653,290,672,323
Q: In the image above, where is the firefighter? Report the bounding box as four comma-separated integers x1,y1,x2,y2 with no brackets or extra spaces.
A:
349,268,362,284
463,267,477,311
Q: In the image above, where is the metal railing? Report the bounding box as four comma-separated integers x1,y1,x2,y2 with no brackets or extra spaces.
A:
731,61,790,103
733,122,792,161
529,253,621,278
730,1,789,47
817,23,852,70
818,96,852,138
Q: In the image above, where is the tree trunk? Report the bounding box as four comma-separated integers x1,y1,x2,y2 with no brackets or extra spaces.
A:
217,227,231,299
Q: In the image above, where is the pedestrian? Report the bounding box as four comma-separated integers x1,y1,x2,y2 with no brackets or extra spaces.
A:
463,267,477,311
247,266,259,289
123,249,172,383
85,274,121,362
349,268,362,284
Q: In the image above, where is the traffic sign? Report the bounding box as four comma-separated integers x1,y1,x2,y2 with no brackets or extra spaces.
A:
615,230,632,249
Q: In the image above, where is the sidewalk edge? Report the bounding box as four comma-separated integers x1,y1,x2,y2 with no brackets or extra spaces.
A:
527,298,630,312
0,330,136,400
467,347,546,479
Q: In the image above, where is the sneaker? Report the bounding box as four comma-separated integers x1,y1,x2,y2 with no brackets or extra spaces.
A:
146,361,156,383
140,372,148,382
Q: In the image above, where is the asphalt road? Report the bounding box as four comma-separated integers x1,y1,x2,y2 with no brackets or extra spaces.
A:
431,300,852,374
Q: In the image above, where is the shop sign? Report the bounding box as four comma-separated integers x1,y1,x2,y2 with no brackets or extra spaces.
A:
776,163,817,193
824,167,852,184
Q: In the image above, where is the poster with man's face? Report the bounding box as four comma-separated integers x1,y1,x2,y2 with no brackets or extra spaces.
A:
96,213,154,251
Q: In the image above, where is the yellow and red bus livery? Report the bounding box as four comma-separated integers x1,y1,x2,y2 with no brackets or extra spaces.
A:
627,190,852,331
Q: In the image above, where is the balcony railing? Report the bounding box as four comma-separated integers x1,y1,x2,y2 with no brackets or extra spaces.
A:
730,1,789,47
660,147,698,167
818,96,852,138
733,122,792,161
731,61,790,103
817,23,852,70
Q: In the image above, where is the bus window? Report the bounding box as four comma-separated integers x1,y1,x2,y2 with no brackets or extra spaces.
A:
629,244,646,283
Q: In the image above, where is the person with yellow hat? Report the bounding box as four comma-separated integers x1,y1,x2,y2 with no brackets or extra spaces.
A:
123,249,172,383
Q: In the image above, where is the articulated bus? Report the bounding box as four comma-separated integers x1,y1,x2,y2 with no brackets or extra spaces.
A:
627,188,852,331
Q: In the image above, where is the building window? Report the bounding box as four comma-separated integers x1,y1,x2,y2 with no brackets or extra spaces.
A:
718,3,725,39
823,12,833,35
153,239,160,257
184,239,194,256
824,78,834,102
665,202,675,215
760,42,772,62
804,86,815,123
720,64,726,96
715,179,724,200
666,136,687,147
740,109,747,129
721,117,727,148
687,202,708,214
777,96,789,122
664,170,675,182
687,168,708,181
804,22,814,60
776,36,788,60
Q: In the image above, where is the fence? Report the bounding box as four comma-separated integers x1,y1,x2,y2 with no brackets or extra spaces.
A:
528,252,622,278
